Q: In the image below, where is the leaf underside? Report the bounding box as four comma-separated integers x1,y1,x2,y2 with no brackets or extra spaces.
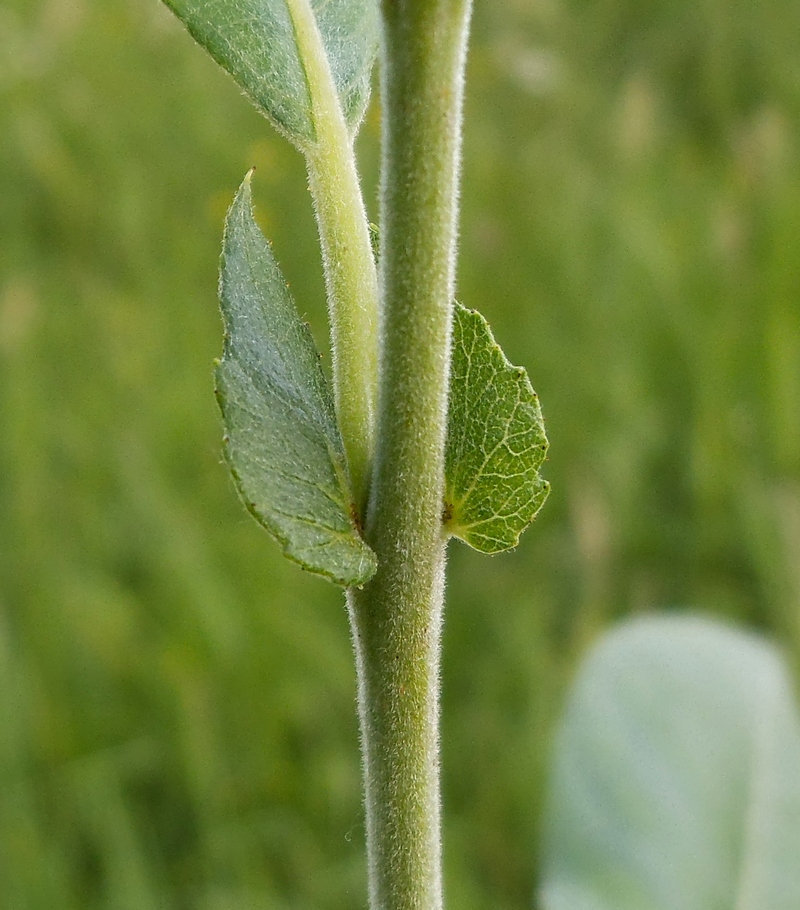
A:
215,174,376,586
444,302,549,553
541,615,800,910
163,0,377,145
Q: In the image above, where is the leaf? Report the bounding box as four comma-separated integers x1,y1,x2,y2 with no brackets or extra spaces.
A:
444,302,549,553
215,172,377,586
163,0,378,145
540,615,800,910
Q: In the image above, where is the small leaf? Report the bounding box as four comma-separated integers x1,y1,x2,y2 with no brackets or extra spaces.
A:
215,173,376,586
444,302,549,553
163,0,377,145
541,615,800,910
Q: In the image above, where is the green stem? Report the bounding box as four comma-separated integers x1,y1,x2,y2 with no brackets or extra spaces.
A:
287,0,380,510
348,2,473,908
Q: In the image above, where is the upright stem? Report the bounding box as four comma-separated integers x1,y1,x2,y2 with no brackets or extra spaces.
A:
348,2,473,908
287,0,380,509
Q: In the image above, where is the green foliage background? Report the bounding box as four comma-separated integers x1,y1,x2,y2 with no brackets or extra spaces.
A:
1,0,799,906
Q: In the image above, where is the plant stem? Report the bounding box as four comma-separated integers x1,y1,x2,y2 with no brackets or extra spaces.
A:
287,0,380,510
348,2,473,908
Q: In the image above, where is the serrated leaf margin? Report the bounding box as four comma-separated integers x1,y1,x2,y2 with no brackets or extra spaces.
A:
444,301,550,553
215,172,377,587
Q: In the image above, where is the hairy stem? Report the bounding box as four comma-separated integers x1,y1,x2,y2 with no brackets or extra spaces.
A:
287,0,379,509
348,2,473,908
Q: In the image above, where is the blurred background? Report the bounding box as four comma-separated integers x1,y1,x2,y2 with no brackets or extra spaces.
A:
1,0,799,906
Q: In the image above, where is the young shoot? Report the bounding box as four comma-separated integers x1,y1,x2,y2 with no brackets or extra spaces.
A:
161,1,549,905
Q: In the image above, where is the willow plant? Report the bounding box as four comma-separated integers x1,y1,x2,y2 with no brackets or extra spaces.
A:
162,1,549,906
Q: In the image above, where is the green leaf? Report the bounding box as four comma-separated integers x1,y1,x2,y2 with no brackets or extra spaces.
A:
444,302,549,553
541,615,800,910
215,173,377,586
163,0,378,145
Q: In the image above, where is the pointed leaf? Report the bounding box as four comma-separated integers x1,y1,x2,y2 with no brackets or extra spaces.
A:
163,0,378,145
444,302,549,553
215,173,377,586
541,615,800,910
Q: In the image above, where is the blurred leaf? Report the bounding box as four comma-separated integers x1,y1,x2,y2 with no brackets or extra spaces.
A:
444,302,549,553
163,0,378,146
541,615,800,910
215,172,376,586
